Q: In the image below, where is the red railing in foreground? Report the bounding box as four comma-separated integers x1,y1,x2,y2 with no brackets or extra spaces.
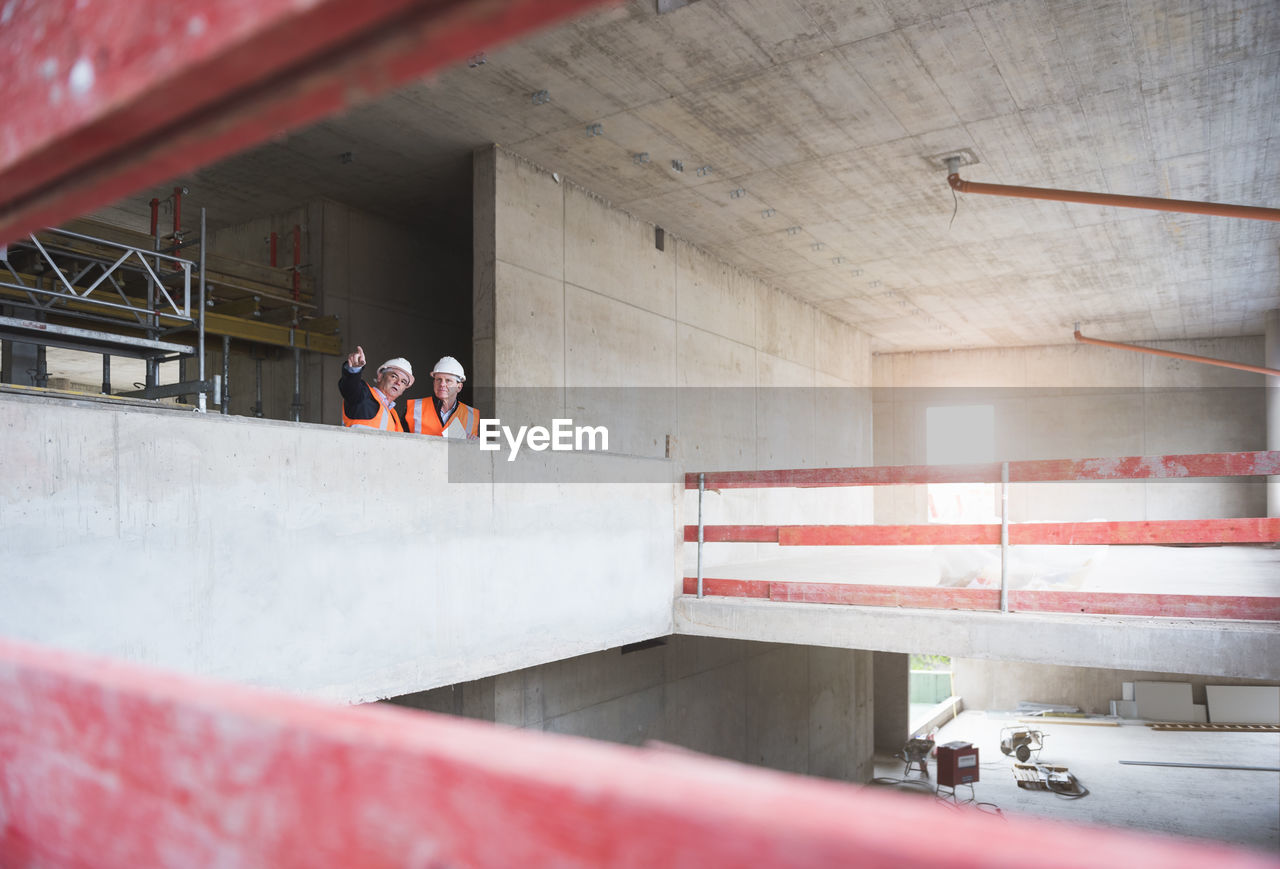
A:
684,450,1280,621
0,0,615,244
2,637,1275,869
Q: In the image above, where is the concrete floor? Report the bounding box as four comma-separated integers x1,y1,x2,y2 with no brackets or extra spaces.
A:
871,709,1280,854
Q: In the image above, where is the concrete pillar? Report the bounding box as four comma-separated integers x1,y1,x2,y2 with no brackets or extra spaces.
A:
803,647,874,783
471,146,497,401
493,670,531,728
1267,309,1280,517
873,651,910,753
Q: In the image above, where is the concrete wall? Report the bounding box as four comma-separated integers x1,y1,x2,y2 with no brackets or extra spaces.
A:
386,635,874,784
953,659,1278,715
872,340,1268,524
474,146,877,570
475,145,871,426
0,390,677,704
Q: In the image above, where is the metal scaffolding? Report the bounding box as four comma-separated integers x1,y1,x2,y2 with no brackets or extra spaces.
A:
0,209,341,414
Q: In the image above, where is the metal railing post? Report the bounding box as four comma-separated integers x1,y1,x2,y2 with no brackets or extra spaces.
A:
196,208,207,413
1000,461,1009,613
696,472,705,599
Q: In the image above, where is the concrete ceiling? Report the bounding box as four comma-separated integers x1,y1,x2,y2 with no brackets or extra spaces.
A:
104,0,1279,353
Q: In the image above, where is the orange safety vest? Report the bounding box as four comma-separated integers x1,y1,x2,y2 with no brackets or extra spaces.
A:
404,398,479,438
341,382,404,432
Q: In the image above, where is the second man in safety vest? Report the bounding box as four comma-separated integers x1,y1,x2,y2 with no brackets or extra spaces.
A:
404,356,479,438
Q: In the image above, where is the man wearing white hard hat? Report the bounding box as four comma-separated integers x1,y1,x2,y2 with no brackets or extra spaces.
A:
338,345,413,432
404,355,479,438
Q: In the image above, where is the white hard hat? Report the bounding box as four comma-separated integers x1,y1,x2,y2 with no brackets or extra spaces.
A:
377,357,414,386
431,356,466,382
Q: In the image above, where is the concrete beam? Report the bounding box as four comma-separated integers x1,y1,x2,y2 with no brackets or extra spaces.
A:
674,598,1280,681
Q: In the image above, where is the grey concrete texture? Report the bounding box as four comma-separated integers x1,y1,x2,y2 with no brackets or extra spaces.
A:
873,709,1279,852
675,597,1280,681
388,635,876,784
0,390,679,703
100,0,1280,356
953,659,1280,715
874,651,911,751
479,147,871,397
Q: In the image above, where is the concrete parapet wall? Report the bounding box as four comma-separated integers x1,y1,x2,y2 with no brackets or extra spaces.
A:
0,391,678,703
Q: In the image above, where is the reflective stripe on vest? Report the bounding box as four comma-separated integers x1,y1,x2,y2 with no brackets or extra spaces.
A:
407,399,477,437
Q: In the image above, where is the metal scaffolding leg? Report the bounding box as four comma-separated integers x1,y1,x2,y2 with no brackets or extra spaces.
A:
253,356,264,418
34,345,47,387
291,345,301,422
197,208,207,414
101,354,111,395
222,335,230,415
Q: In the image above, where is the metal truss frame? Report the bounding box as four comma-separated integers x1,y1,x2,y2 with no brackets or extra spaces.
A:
1,227,193,326
0,223,208,407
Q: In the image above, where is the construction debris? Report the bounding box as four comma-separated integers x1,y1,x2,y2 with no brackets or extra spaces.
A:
1013,763,1088,797
1148,723,1279,733
1016,702,1080,715
1119,760,1280,772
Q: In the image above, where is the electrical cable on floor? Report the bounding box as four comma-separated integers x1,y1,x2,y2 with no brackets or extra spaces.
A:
870,776,935,793
1048,775,1090,799
869,776,1005,817
931,791,1006,817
